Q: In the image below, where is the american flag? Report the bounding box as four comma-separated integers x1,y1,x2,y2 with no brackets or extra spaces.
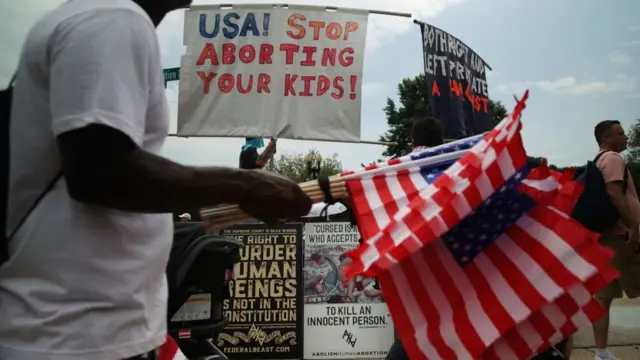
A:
343,92,619,359
158,335,187,360
342,134,484,242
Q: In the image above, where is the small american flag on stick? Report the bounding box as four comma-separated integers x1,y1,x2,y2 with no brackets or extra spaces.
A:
343,91,619,359
158,335,187,360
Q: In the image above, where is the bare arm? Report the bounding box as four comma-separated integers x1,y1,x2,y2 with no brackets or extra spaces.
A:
599,153,638,228
58,125,254,213
256,138,277,168
606,181,638,228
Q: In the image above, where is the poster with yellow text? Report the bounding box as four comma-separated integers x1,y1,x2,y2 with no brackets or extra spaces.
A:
217,223,303,359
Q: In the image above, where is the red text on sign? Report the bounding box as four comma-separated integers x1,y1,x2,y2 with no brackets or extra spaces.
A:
286,14,359,41
196,43,354,68
431,79,489,113
197,72,271,94
195,71,358,100
284,74,357,100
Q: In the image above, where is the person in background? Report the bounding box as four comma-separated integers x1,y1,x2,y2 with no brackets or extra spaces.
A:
239,137,277,170
178,213,191,222
0,0,311,359
590,120,640,360
410,117,445,153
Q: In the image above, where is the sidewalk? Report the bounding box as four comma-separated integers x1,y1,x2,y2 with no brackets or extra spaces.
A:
571,297,640,359
573,298,640,348
570,346,640,359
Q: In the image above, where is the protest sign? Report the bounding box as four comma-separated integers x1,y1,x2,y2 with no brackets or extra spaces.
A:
303,223,393,359
216,223,303,359
417,21,493,139
178,5,368,142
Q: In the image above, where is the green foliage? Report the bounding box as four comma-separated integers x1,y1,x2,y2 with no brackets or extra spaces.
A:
625,119,640,164
489,100,508,127
274,149,343,182
379,75,431,158
625,119,640,190
379,74,509,158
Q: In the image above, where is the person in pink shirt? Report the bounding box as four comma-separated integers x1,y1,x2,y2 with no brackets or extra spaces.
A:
592,120,640,360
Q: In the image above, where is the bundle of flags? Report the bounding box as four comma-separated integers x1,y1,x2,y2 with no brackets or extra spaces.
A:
341,91,619,359
158,334,187,360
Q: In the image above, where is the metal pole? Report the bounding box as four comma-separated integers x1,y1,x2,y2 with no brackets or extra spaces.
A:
167,133,394,146
166,134,486,145
367,9,411,17
189,4,412,18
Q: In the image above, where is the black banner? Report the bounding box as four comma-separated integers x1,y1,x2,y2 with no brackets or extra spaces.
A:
417,21,492,139
216,223,304,359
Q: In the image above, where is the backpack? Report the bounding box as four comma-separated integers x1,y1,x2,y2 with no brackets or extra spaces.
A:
0,73,60,266
570,151,628,233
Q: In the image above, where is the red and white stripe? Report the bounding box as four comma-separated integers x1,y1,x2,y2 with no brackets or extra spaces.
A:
345,92,529,279
158,335,187,360
343,91,619,359
377,204,616,359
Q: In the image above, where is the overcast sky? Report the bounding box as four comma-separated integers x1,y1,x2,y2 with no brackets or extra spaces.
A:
2,0,639,170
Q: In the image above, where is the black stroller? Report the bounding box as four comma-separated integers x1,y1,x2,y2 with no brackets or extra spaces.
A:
166,222,244,360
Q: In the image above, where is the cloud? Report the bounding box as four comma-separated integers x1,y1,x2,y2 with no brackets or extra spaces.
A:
502,75,636,96
622,40,640,47
609,50,632,65
160,0,466,53
361,82,388,97
494,84,510,94
629,25,640,32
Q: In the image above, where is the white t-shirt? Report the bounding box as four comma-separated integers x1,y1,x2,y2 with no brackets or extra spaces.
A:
0,1,172,359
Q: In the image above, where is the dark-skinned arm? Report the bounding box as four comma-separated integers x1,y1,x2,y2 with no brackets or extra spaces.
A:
58,125,256,213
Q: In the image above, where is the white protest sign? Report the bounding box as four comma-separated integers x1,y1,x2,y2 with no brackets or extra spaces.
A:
178,5,368,141
303,223,394,359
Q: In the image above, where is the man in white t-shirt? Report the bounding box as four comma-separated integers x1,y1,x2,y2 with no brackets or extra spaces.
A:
0,1,312,359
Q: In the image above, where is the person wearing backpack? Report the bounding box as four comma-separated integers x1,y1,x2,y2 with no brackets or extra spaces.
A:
590,120,640,360
0,0,312,359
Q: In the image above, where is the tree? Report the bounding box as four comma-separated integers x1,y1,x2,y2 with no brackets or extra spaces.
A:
625,118,640,164
379,75,431,158
379,74,508,158
624,118,640,190
274,149,343,182
489,100,508,127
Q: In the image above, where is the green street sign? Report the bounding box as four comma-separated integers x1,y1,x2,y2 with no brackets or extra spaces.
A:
163,67,180,88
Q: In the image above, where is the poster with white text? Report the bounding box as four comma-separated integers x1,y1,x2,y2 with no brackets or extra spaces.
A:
178,5,368,142
303,223,394,359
